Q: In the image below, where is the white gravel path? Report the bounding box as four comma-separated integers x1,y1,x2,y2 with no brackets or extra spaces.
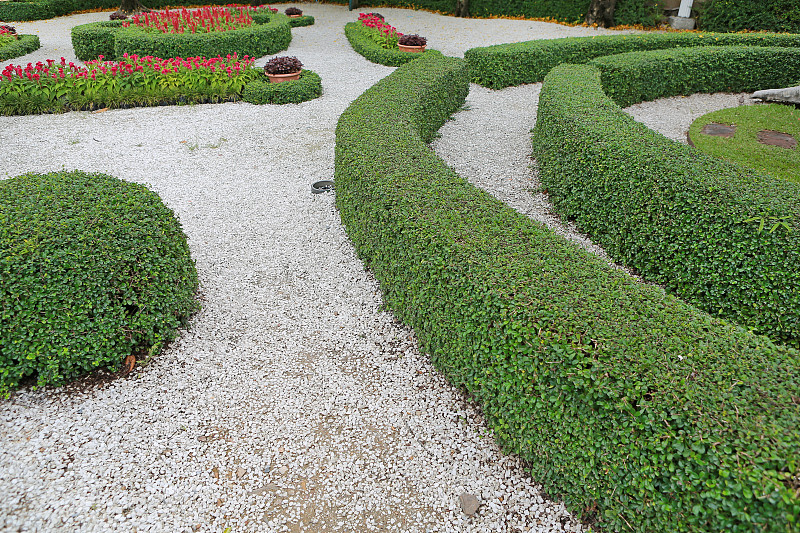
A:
0,4,632,533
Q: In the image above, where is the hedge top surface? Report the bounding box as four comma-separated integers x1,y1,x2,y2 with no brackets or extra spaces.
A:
336,51,800,532
0,170,199,395
465,31,800,88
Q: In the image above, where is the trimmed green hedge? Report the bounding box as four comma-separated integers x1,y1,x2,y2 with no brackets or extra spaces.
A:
344,21,438,66
323,0,658,25
465,31,800,89
592,45,800,108
0,34,40,62
71,15,291,62
697,0,800,34
532,47,800,346
336,51,800,532
0,171,199,395
0,0,234,22
241,69,322,105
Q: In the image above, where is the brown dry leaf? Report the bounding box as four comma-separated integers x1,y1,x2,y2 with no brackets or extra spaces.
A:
124,354,135,374
212,467,219,479
92,108,109,114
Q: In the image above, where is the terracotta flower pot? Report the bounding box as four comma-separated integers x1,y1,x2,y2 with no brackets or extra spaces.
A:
398,44,425,53
267,71,301,83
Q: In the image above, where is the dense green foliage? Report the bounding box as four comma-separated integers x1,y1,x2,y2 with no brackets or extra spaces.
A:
532,54,800,346
593,45,800,107
688,104,800,184
697,0,800,33
465,32,800,89
0,34,40,62
335,51,800,532
71,14,290,62
324,0,660,25
251,11,314,27
241,69,322,104
0,0,235,22
344,21,437,66
0,171,199,395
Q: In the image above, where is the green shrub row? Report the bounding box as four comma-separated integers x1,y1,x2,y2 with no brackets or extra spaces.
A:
241,69,322,105
335,51,800,532
0,171,199,395
323,0,660,25
593,45,800,108
344,21,437,66
696,0,800,34
71,15,291,62
0,0,234,22
465,31,800,89
0,34,40,62
531,47,800,346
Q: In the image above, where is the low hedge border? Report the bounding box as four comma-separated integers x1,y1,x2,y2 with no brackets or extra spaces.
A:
71,15,291,62
0,34,40,62
335,51,800,533
251,11,315,28
344,21,436,67
465,32,800,89
532,46,800,346
0,0,235,22
241,69,322,105
0,170,199,395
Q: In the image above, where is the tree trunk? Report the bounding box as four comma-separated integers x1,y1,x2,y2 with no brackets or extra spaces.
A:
118,0,150,16
348,0,359,11
455,0,469,18
585,0,616,28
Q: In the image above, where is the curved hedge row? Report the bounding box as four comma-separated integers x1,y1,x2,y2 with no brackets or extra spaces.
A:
0,0,233,22
532,46,800,346
71,13,291,61
0,171,199,395
242,69,322,105
465,31,800,89
335,51,800,532
344,21,436,66
0,35,40,62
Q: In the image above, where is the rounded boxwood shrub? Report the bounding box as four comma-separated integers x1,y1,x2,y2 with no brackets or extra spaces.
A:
0,171,199,395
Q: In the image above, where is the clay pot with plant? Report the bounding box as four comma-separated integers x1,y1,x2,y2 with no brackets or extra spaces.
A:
264,56,303,83
398,34,427,53
284,7,303,17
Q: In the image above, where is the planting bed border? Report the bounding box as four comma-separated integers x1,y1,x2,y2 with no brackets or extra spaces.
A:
242,68,322,105
71,11,291,61
344,21,436,67
0,34,40,62
464,32,800,89
334,50,800,533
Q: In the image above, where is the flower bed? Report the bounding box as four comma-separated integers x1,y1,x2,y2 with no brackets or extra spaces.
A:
344,15,435,67
123,6,254,34
71,6,290,61
335,50,800,533
0,53,263,114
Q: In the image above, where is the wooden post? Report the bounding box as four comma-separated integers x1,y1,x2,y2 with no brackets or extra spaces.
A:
455,0,469,17
349,0,359,11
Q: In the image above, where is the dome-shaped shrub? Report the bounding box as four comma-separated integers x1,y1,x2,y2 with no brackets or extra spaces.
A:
0,171,199,395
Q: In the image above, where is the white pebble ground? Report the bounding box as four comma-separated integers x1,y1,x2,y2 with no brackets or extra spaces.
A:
0,4,743,532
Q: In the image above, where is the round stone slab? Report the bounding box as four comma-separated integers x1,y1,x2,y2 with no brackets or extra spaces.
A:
757,129,797,150
700,122,736,138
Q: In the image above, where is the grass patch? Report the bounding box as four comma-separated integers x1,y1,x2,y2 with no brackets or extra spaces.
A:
689,103,800,183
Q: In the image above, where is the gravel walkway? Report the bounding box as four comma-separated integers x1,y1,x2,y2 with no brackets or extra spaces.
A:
0,5,631,533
